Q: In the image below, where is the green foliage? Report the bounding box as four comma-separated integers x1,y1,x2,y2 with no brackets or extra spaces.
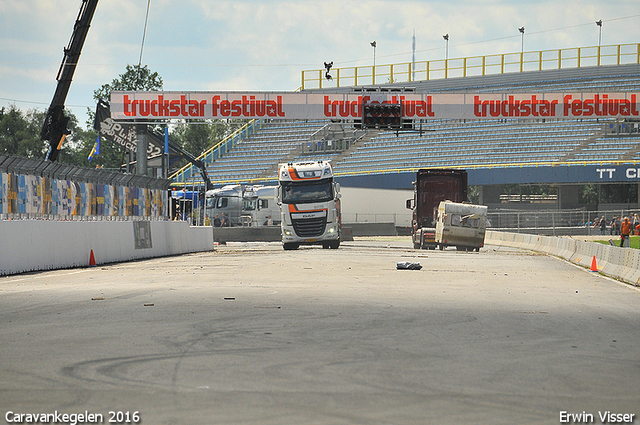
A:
0,105,48,158
579,184,599,205
171,119,247,158
468,186,480,204
83,64,165,169
93,64,163,103
598,183,638,204
595,236,640,249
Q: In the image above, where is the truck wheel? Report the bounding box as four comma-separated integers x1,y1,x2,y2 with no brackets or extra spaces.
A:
322,243,330,249
329,240,340,249
413,241,421,249
283,243,299,250
439,244,444,250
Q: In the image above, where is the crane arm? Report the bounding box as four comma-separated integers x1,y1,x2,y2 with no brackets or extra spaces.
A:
42,0,99,161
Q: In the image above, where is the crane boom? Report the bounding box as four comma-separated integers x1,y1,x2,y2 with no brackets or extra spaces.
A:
42,0,99,162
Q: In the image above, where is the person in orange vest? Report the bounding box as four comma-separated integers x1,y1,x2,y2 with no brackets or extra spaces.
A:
620,216,632,247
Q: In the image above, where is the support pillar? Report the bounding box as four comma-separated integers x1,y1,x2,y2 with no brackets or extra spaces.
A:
558,185,580,210
136,125,148,176
478,185,501,205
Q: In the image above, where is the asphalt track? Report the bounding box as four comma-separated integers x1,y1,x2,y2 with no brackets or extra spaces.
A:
1,238,639,425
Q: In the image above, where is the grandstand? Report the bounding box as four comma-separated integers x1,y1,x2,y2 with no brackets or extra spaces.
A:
171,44,640,206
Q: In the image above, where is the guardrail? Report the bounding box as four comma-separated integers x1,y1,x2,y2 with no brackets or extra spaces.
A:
485,230,640,287
302,43,640,90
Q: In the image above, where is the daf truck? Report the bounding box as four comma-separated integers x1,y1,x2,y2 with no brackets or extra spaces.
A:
406,169,468,249
277,161,341,250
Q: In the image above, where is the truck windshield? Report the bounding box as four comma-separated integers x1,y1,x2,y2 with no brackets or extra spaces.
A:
281,180,333,204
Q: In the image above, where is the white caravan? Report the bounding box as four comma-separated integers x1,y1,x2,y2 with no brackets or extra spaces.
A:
435,201,487,251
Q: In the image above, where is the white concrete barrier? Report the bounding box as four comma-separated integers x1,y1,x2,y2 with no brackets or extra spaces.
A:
485,230,640,287
0,220,214,276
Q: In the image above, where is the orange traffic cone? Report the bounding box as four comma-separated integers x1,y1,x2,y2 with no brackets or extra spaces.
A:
590,255,598,272
89,250,96,267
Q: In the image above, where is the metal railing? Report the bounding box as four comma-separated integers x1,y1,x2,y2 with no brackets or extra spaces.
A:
170,119,263,186
332,158,640,179
302,43,640,90
342,208,639,236
488,209,639,236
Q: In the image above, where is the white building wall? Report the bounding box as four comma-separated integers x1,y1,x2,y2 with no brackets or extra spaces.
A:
340,187,413,227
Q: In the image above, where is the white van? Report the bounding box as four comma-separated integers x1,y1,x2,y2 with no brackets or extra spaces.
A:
435,201,487,251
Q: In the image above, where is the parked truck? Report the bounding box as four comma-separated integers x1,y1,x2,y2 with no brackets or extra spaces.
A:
204,184,280,227
406,169,468,249
277,161,341,250
435,200,487,251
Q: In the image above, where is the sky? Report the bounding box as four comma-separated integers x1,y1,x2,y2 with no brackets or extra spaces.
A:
1,0,639,129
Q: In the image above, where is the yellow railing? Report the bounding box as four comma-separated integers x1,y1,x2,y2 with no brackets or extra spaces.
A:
170,119,262,186
175,158,640,187
302,43,640,90
332,158,640,179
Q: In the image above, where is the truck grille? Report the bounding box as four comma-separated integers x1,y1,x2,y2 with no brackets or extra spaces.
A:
292,217,326,237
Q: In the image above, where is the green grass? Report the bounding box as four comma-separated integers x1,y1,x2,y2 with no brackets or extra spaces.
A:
594,235,640,249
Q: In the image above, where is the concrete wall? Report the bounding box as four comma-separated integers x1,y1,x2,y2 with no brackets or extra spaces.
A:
0,220,214,276
213,226,281,243
210,222,397,243
485,230,640,287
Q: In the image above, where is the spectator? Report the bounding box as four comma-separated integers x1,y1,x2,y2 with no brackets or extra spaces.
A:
620,217,632,247
213,214,221,227
599,216,607,235
633,214,640,234
220,212,228,227
610,217,616,235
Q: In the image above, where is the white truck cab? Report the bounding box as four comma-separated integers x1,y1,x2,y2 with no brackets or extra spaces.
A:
277,161,341,250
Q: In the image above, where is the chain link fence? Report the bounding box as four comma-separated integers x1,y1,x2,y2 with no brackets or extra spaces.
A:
487,209,639,236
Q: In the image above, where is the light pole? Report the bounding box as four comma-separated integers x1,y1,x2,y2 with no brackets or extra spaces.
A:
519,26,525,72
443,34,449,61
370,40,377,84
443,34,449,78
596,20,602,66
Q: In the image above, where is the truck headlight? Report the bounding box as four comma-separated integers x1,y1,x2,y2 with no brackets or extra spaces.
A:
328,226,335,233
285,229,292,236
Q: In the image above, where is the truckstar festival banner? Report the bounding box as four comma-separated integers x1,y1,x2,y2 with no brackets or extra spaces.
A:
110,91,640,121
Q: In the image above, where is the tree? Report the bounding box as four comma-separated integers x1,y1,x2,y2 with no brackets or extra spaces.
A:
78,64,165,170
171,119,245,158
93,64,163,103
0,105,48,157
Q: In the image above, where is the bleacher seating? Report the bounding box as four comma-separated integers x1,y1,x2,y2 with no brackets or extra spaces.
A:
187,63,640,186
204,120,327,182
